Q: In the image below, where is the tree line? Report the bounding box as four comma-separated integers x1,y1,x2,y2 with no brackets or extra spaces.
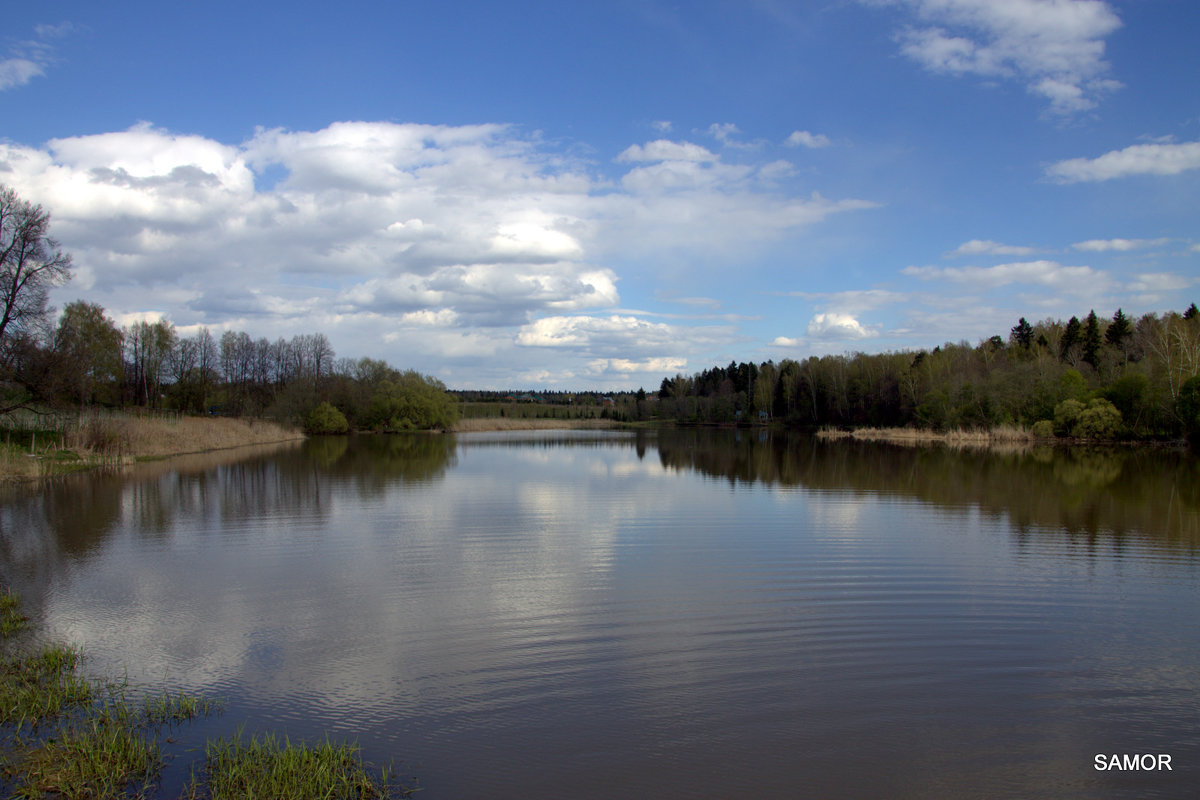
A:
645,307,1200,441
0,183,454,432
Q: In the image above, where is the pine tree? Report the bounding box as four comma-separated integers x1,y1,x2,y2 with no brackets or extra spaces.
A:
1010,317,1033,350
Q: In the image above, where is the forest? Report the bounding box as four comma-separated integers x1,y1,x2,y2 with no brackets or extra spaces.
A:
643,307,1200,442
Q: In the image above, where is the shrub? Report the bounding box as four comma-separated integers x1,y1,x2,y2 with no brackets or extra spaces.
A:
1031,419,1055,439
303,402,348,435
1053,399,1085,436
1074,398,1123,439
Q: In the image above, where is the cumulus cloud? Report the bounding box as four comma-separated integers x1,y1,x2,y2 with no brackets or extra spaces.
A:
878,0,1123,115
1046,140,1200,182
785,130,831,149
0,120,874,387
947,239,1038,257
806,313,876,340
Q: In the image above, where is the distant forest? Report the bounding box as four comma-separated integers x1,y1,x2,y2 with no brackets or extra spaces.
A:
5,301,1200,441
639,306,1200,441
2,292,1198,441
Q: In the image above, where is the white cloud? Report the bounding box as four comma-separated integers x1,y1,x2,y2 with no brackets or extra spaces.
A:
615,140,718,163
516,315,676,349
806,313,876,340
785,130,831,149
791,289,908,313
0,120,874,388
586,357,688,377
1125,273,1196,293
1046,140,1200,182
771,336,802,347
902,260,1105,289
881,0,1123,115
1071,237,1170,252
948,239,1038,257
0,23,73,91
0,59,43,90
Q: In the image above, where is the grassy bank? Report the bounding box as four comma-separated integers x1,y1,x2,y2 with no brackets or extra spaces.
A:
0,590,408,798
0,412,304,482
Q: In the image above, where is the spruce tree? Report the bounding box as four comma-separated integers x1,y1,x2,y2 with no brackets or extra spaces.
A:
1083,310,1101,369
1105,308,1131,347
1060,316,1081,361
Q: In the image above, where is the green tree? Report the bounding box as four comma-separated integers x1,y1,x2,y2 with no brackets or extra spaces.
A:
365,371,458,431
54,301,123,405
1178,375,1200,441
304,401,349,434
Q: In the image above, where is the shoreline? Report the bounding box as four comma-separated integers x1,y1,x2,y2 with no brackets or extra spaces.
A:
0,414,305,483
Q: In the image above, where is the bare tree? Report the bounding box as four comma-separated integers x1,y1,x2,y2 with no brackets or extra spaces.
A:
0,185,73,368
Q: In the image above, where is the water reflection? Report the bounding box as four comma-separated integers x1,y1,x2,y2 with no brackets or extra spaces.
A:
653,429,1200,549
0,431,1197,799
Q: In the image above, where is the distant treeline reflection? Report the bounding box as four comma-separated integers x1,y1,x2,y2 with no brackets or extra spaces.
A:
652,429,1200,548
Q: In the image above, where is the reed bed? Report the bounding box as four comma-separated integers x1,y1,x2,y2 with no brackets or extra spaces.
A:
817,424,1037,448
452,416,620,432
0,412,304,481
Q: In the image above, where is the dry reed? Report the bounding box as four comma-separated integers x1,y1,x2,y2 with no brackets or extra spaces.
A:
451,417,620,432
817,425,1036,449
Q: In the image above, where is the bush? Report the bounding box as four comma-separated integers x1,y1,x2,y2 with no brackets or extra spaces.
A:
1074,398,1123,439
1053,399,1085,436
303,402,348,435
1031,419,1055,439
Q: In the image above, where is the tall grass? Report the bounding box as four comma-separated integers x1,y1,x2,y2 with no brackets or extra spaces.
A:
0,411,304,481
182,732,402,800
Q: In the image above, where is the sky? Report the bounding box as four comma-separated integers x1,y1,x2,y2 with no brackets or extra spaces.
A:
1,0,1198,390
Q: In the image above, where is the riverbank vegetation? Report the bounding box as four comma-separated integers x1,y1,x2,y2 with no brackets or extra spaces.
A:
0,591,408,798
645,307,1200,443
0,412,302,481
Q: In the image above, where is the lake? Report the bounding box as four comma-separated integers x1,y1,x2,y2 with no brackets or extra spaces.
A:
3,429,1198,798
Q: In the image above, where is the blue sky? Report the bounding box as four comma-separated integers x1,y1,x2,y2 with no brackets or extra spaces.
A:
2,0,1198,390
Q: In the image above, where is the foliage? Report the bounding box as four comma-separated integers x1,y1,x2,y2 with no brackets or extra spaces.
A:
1031,419,1055,439
304,401,349,435
364,371,458,431
636,305,1198,441
1073,398,1123,439
1178,375,1200,437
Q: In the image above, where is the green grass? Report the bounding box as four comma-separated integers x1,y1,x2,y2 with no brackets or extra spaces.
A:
0,590,28,637
182,732,405,799
8,716,160,800
0,643,95,730
139,687,221,725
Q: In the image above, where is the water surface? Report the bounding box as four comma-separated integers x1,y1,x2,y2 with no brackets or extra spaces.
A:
3,430,1198,798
